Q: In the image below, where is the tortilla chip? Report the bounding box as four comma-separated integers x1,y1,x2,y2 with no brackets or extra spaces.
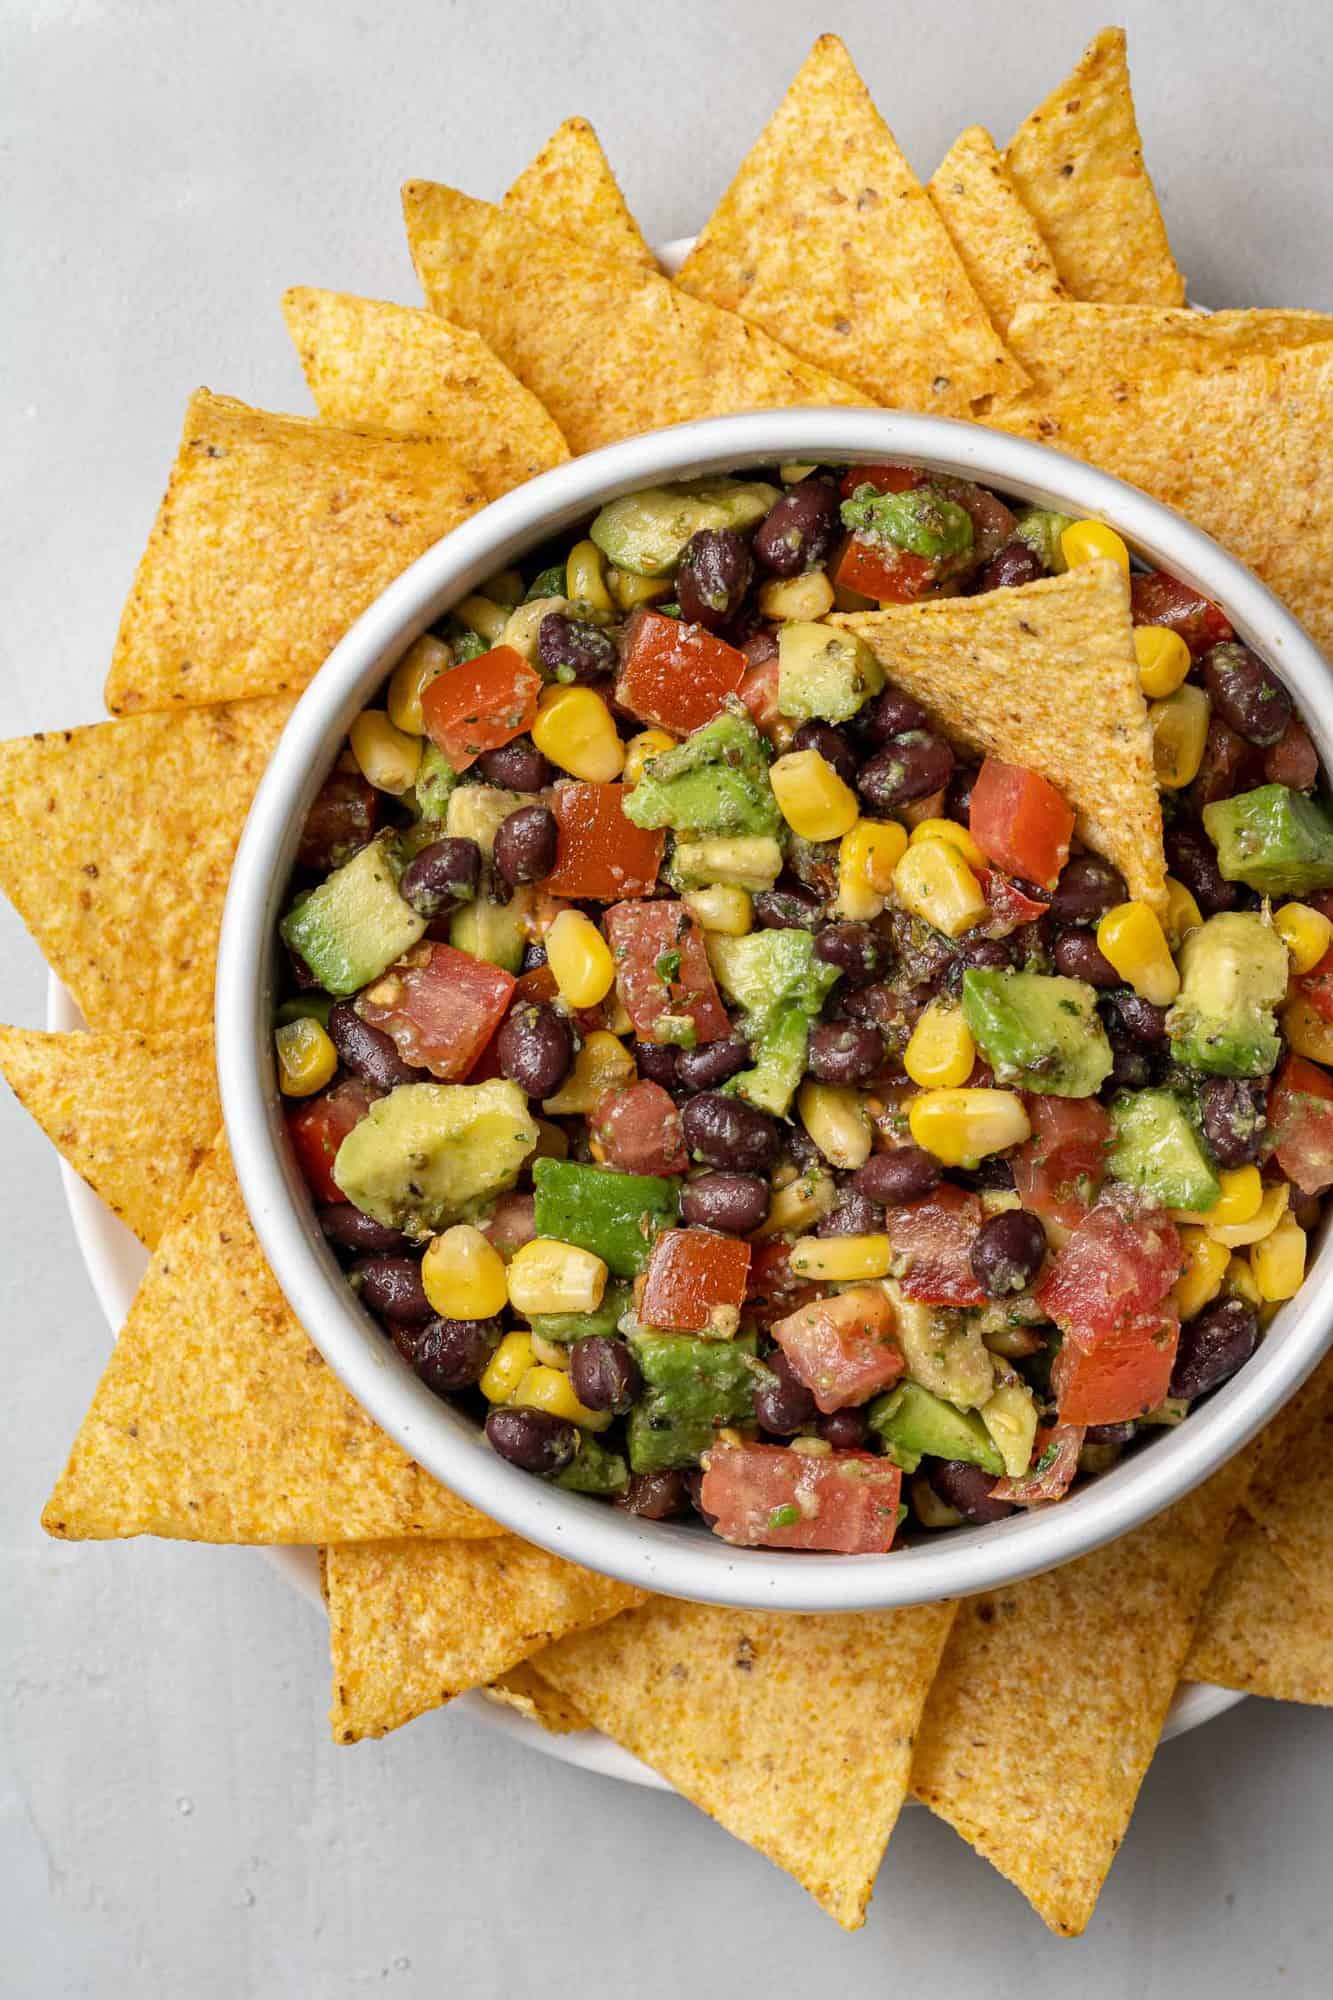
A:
1185,1510,1333,1705
537,1597,957,1930
0,695,294,1030
927,125,1065,336
1005,28,1185,306
675,37,1025,416
104,390,484,713
485,1664,589,1734
1247,1348,1333,1492
504,116,656,269
1007,301,1333,399
0,1024,218,1248
834,561,1165,913
282,287,569,500
41,1136,496,1545
324,1536,643,1742
403,182,864,455
1244,1387,1333,1603
911,1454,1251,1937
997,341,1333,655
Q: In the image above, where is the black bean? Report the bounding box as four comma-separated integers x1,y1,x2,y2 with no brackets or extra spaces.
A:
960,1155,1016,1192
1052,926,1120,987
791,720,857,787
494,803,558,885
927,1460,1015,1524
632,1039,680,1087
1170,1296,1261,1400
330,1002,418,1088
485,1405,579,1475
753,882,825,930
476,737,551,791
945,764,977,824
817,1189,884,1236
816,1408,871,1449
681,1171,770,1235
859,683,930,743
674,1038,751,1094
854,1147,941,1206
1107,1042,1152,1092
1109,991,1169,1043
537,612,618,683
497,1002,575,1099
813,921,883,984
400,836,482,919
945,936,1014,994
570,1336,641,1414
807,1020,884,1085
969,1208,1047,1297
1199,1077,1269,1167
1203,642,1293,748
352,1256,433,1327
521,940,548,973
978,539,1044,591
1165,818,1238,916
857,730,954,811
318,1203,408,1255
1084,1421,1138,1447
617,1469,692,1519
676,528,753,631
754,1350,818,1435
680,1091,779,1173
1049,853,1127,925
400,1315,500,1394
297,771,377,872
753,480,840,576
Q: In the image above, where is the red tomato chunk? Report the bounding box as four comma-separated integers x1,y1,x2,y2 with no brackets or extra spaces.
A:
833,534,937,604
615,610,746,734
1267,1055,1333,1195
1011,1096,1111,1229
420,646,541,771
357,942,515,1080
1036,1191,1180,1349
839,464,924,499
977,867,1050,935
288,1077,375,1204
1053,1307,1180,1426
969,755,1075,891
771,1286,904,1413
540,783,665,900
1130,570,1233,657
1295,949,1333,1027
744,1240,819,1328
991,1422,1084,1504
639,1228,752,1334
700,1439,903,1553
738,656,781,739
883,1184,987,1307
602,900,730,1045
592,1081,689,1177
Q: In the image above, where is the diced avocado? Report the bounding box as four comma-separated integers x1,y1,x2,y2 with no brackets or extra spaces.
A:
960,969,1113,1097
1107,1089,1221,1212
333,1079,537,1239
776,620,885,724
1012,505,1074,573
625,1330,758,1473
979,1380,1038,1480
412,742,457,824
884,1281,995,1410
667,834,784,892
727,999,811,1118
531,1158,679,1278
589,478,780,578
552,1435,629,1496
622,707,780,838
281,833,426,997
523,1280,634,1345
525,563,567,602
868,1380,1004,1475
705,927,839,1021
840,482,974,559
445,783,532,857
1203,785,1333,895
449,888,533,973
1167,910,1288,1077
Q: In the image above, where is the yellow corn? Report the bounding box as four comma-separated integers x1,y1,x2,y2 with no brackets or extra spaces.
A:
769,750,860,841
455,593,509,644
623,728,677,787
757,571,835,622
904,998,976,1089
789,1233,893,1281
542,1029,635,1114
348,710,422,795
779,460,819,484
892,839,987,939
1250,1214,1306,1302
908,1088,1030,1166
1096,901,1180,1005
908,818,987,868
1207,1180,1289,1249
545,908,616,1007
1225,1255,1263,1307
1133,624,1192,700
387,634,450,735
836,817,908,920
565,538,615,618
480,1329,536,1404
1175,1165,1264,1230
1149,684,1211,789
607,566,673,612
529,1331,571,1369
756,1169,837,1238
1276,901,1333,976
507,1237,608,1317
274,1017,337,1096
532,685,625,783
514,1365,613,1430
1282,996,1333,1064
980,1382,1039,1480
1173,1226,1231,1319
1163,875,1204,948
422,1223,510,1320
500,595,568,663
1060,519,1131,573
682,884,753,936
480,568,525,608
797,1080,873,1170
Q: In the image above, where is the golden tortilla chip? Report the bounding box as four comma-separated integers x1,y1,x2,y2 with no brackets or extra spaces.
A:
675,37,1025,415
1007,301,1333,399
325,1537,642,1742
834,561,1165,913
0,695,294,1030
41,1137,496,1546
1185,1510,1333,1705
0,1024,218,1248
504,116,656,269
1244,1386,1333,1602
485,1664,589,1734
537,1597,957,1930
1247,1348,1333,1492
282,287,569,500
911,1454,1251,1937
927,125,1065,336
1005,28,1185,306
403,181,864,455
105,390,484,713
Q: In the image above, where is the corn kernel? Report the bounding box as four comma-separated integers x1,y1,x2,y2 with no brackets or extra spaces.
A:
980,1382,1039,1480
1207,1180,1289,1249
1149,684,1211,789
1133,624,1192,700
607,566,673,612
1184,1165,1266,1232
422,1224,510,1320
1282,996,1333,1064
682,884,753,936
1163,875,1203,948
480,567,525,608
1276,901,1333,976
770,750,859,841
455,593,508,643
1060,519,1131,573
565,538,615,618
542,1029,635,1114
1224,1255,1262,1307
756,1169,837,1238
1096,901,1180,1006
623,728,677,787
545,908,616,1007
512,1364,612,1430
529,1331,571,1369
892,839,987,939
1173,1226,1230,1319
387,634,450,735
779,460,819,484
908,818,986,868
532,684,625,782
904,999,976,1090
507,1237,608,1317
907,1088,1030,1166
797,1080,873,1170
1251,1214,1306,1301
480,1329,536,1404
757,571,835,622
348,710,422,795
274,1016,337,1096
835,817,906,920
789,1233,893,1281
500,595,568,663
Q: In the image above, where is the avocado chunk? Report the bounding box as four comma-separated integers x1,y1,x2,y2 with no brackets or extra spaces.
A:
1203,785,1333,895
1012,505,1074,574
776,620,885,724
531,1158,679,1278
281,833,426,997
868,1380,1004,1475
589,478,780,578
883,1281,995,1410
333,1079,537,1239
622,707,780,838
1107,1089,1220,1212
667,834,784,892
448,888,533,973
706,927,837,1019
727,999,812,1119
523,1280,634,1344
625,1330,758,1473
960,969,1114,1097
552,1434,630,1496
445,783,533,857
840,482,974,559
411,742,458,825
1167,910,1288,1076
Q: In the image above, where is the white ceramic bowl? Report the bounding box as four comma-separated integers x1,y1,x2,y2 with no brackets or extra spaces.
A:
216,408,1333,1613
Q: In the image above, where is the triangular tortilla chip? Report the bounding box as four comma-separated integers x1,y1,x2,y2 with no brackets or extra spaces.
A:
403,182,864,455
41,1137,496,1545
675,37,1026,415
324,1536,643,1742
1005,28,1185,306
537,1596,957,1930
926,125,1065,337
1243,1384,1333,1602
105,390,484,713
504,116,656,268
485,1663,588,1733
0,695,294,1030
1185,1509,1333,1705
1007,301,1333,399
282,287,569,499
911,1454,1251,1937
834,561,1165,913
0,1024,219,1248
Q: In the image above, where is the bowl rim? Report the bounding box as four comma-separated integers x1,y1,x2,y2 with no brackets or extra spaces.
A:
216,406,1333,1612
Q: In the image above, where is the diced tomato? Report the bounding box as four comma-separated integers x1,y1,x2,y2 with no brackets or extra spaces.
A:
287,1077,375,1204
1267,1055,1333,1195
1052,1307,1180,1426
592,1080,689,1176
420,646,542,771
296,771,377,873
1265,716,1320,792
771,1286,904,1413
976,866,1051,936
540,783,665,900
1130,570,1233,657
480,1191,536,1261
357,942,515,1080
1296,948,1333,1026
745,1240,820,1328
602,900,730,1045
991,1421,1084,1505
738,657,781,738
883,1184,986,1307
969,756,1075,892
614,610,747,734
639,1227,752,1334
1036,1190,1180,1348
834,534,937,604
1011,1097,1111,1228
839,464,924,499
700,1439,902,1553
